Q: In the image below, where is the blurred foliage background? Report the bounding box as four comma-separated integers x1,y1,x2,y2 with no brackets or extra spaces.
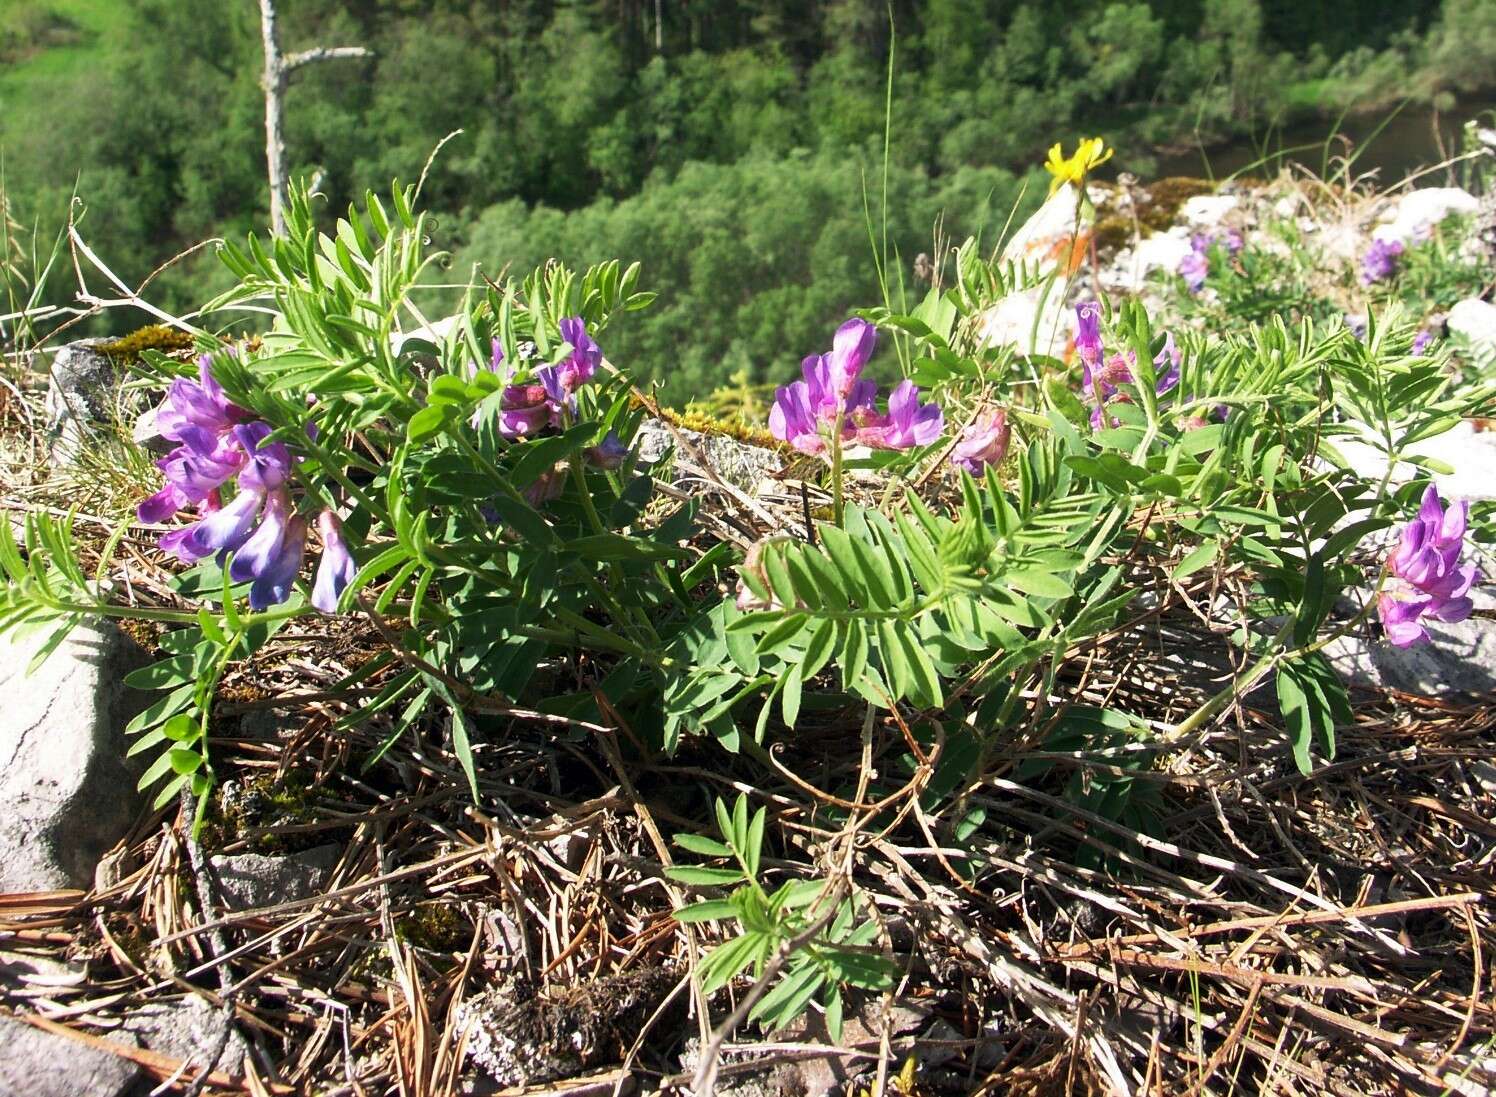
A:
2,0,1494,402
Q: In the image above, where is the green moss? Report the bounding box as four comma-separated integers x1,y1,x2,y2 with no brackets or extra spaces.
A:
96,324,194,364
1094,215,1135,252
1137,177,1215,231
198,769,329,854
633,396,785,452
396,903,467,953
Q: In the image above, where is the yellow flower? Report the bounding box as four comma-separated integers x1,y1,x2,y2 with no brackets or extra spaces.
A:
1044,137,1113,195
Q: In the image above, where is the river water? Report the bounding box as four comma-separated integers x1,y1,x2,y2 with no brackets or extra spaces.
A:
1149,97,1496,183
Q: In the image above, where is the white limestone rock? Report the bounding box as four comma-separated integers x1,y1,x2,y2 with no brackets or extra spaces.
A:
1372,187,1479,245
114,996,250,1080
1447,298,1496,363
43,339,121,466
976,286,1075,358
1106,229,1194,292
0,623,147,892
1323,617,1496,698
1180,194,1237,228
1324,420,1496,503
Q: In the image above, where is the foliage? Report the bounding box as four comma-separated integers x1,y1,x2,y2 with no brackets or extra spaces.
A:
669,794,895,1041
2,160,1493,1046
2,0,1488,398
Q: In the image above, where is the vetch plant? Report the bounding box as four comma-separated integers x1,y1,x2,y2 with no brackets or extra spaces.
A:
1378,486,1479,647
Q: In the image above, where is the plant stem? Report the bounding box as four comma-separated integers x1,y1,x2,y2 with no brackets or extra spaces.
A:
830,410,846,527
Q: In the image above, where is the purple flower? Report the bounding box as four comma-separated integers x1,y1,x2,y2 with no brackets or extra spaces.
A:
159,487,264,564
585,430,628,470
546,316,602,394
150,355,250,456
1411,329,1435,356
233,423,291,492
951,409,1011,474
1153,332,1181,393
825,318,877,404
769,378,826,455
857,381,944,450
230,488,293,583
1378,485,1480,647
249,516,306,610
1074,302,1103,373
1178,235,1211,293
1346,315,1368,341
498,383,551,440
311,510,357,615
1360,238,1404,285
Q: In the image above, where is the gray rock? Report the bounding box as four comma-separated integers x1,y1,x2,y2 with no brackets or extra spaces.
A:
43,339,122,465
1323,618,1496,697
113,996,249,1079
208,844,340,911
0,1014,141,1097
0,622,147,892
635,419,781,495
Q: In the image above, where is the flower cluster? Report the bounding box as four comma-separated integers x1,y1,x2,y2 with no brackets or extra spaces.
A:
1360,238,1404,285
1177,230,1243,294
769,319,943,455
493,317,602,439
137,354,355,613
1074,302,1181,429
1377,486,1480,647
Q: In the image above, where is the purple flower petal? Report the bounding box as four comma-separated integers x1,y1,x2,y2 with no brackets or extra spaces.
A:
311,510,357,614
249,516,306,610
230,488,292,582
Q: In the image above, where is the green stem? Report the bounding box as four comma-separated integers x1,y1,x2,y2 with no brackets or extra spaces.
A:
830,410,846,528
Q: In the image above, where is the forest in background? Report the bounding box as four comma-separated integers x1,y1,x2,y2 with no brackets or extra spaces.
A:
2,0,1494,402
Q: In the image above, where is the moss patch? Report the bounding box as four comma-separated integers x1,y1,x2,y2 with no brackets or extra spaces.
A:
96,324,194,365
199,769,337,854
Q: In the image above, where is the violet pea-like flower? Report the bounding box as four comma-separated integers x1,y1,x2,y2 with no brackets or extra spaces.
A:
498,383,551,440
1178,236,1210,294
950,409,1011,474
1360,238,1403,285
311,510,357,615
768,378,825,455
230,488,293,583
1074,302,1103,373
543,316,602,395
858,381,944,450
233,423,292,492
151,355,250,455
249,515,307,611
585,430,628,470
159,487,264,564
1153,331,1182,393
1377,485,1480,647
825,318,877,405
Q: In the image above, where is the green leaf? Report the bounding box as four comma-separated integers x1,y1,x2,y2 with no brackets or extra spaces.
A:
664,865,747,886
168,747,203,775
1172,538,1219,579
673,834,733,857
406,404,453,444
673,900,739,924
1005,568,1072,599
